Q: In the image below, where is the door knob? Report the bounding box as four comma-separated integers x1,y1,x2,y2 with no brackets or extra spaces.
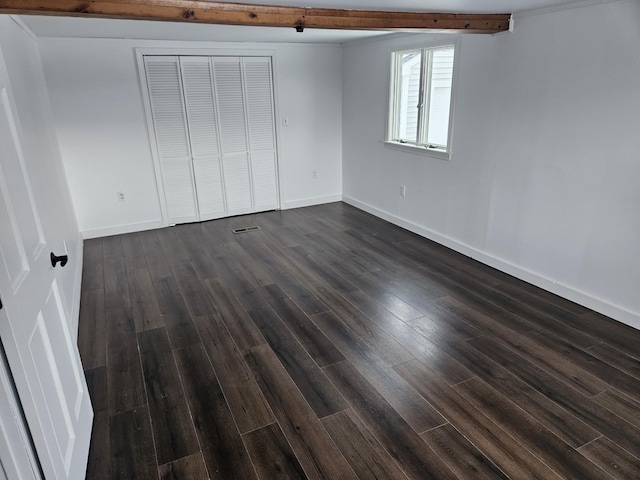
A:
50,252,68,268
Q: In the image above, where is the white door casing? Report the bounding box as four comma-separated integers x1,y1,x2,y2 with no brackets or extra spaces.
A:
0,58,92,480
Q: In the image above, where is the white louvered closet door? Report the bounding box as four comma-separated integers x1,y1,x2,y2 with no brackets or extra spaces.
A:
212,57,253,216
144,56,199,224
243,57,279,212
180,57,227,221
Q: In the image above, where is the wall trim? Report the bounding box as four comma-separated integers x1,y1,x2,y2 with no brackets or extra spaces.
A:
343,195,640,331
282,194,342,210
82,219,164,239
70,237,84,341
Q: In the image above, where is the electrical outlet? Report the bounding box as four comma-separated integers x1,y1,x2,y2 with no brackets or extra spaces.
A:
282,116,289,127
400,185,406,197
117,191,126,202
312,170,317,179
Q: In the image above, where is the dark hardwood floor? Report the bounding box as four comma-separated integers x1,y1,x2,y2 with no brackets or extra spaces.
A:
78,202,640,480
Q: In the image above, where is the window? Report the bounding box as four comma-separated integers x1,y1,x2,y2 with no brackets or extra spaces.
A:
387,44,455,154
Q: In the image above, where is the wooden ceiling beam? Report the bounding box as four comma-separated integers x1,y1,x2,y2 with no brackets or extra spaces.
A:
0,0,511,33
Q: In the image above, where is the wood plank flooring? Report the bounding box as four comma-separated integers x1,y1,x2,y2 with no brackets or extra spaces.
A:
78,202,640,480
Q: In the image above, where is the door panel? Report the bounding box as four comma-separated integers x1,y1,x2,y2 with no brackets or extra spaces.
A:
180,57,227,220
160,158,200,224
193,155,226,220
0,330,39,480
250,151,279,212
243,58,279,212
223,153,253,216
0,89,45,262
144,56,198,224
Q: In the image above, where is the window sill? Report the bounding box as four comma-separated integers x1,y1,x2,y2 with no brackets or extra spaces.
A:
383,141,451,161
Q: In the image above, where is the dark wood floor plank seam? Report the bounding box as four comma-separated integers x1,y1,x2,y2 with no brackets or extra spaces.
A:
192,312,276,434
321,409,413,480
379,238,601,352
592,388,640,432
526,328,640,399
323,360,461,479
453,376,611,480
245,304,350,420
310,282,415,367
137,327,200,466
260,283,344,368
244,345,359,479
585,343,640,382
466,335,640,459
312,310,446,434
413,298,609,398
174,343,258,480
441,337,601,449
393,359,564,479
420,423,510,480
577,436,640,480
241,422,309,480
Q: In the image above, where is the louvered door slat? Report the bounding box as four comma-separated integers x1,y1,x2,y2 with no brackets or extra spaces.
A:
180,57,226,219
180,57,220,157
243,57,278,211
144,56,198,223
244,58,276,152
212,57,252,214
212,58,248,154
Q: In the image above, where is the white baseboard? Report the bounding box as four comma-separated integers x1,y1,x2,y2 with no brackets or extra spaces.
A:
81,219,165,239
70,237,84,341
282,194,342,210
343,195,640,331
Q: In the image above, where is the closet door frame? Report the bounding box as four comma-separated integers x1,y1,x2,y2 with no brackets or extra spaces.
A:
136,47,283,227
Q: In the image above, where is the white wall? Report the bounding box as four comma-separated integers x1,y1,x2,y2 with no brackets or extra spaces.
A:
342,0,640,329
38,38,343,237
0,17,82,332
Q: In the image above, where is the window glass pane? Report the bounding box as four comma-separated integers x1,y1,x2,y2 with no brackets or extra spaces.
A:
396,51,421,142
426,47,454,147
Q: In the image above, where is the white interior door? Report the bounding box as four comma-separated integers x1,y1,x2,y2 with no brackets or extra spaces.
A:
243,57,279,212
180,56,226,221
0,69,92,479
144,56,199,225
213,57,254,216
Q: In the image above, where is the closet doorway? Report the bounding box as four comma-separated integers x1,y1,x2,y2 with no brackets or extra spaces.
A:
140,54,280,225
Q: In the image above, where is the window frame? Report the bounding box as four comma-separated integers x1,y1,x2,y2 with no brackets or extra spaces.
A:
385,40,458,160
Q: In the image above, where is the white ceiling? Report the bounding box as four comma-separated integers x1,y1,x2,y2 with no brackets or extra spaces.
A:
20,16,393,44
19,0,599,44
147,0,593,13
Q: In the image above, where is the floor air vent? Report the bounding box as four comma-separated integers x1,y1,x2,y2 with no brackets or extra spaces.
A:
232,226,261,234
